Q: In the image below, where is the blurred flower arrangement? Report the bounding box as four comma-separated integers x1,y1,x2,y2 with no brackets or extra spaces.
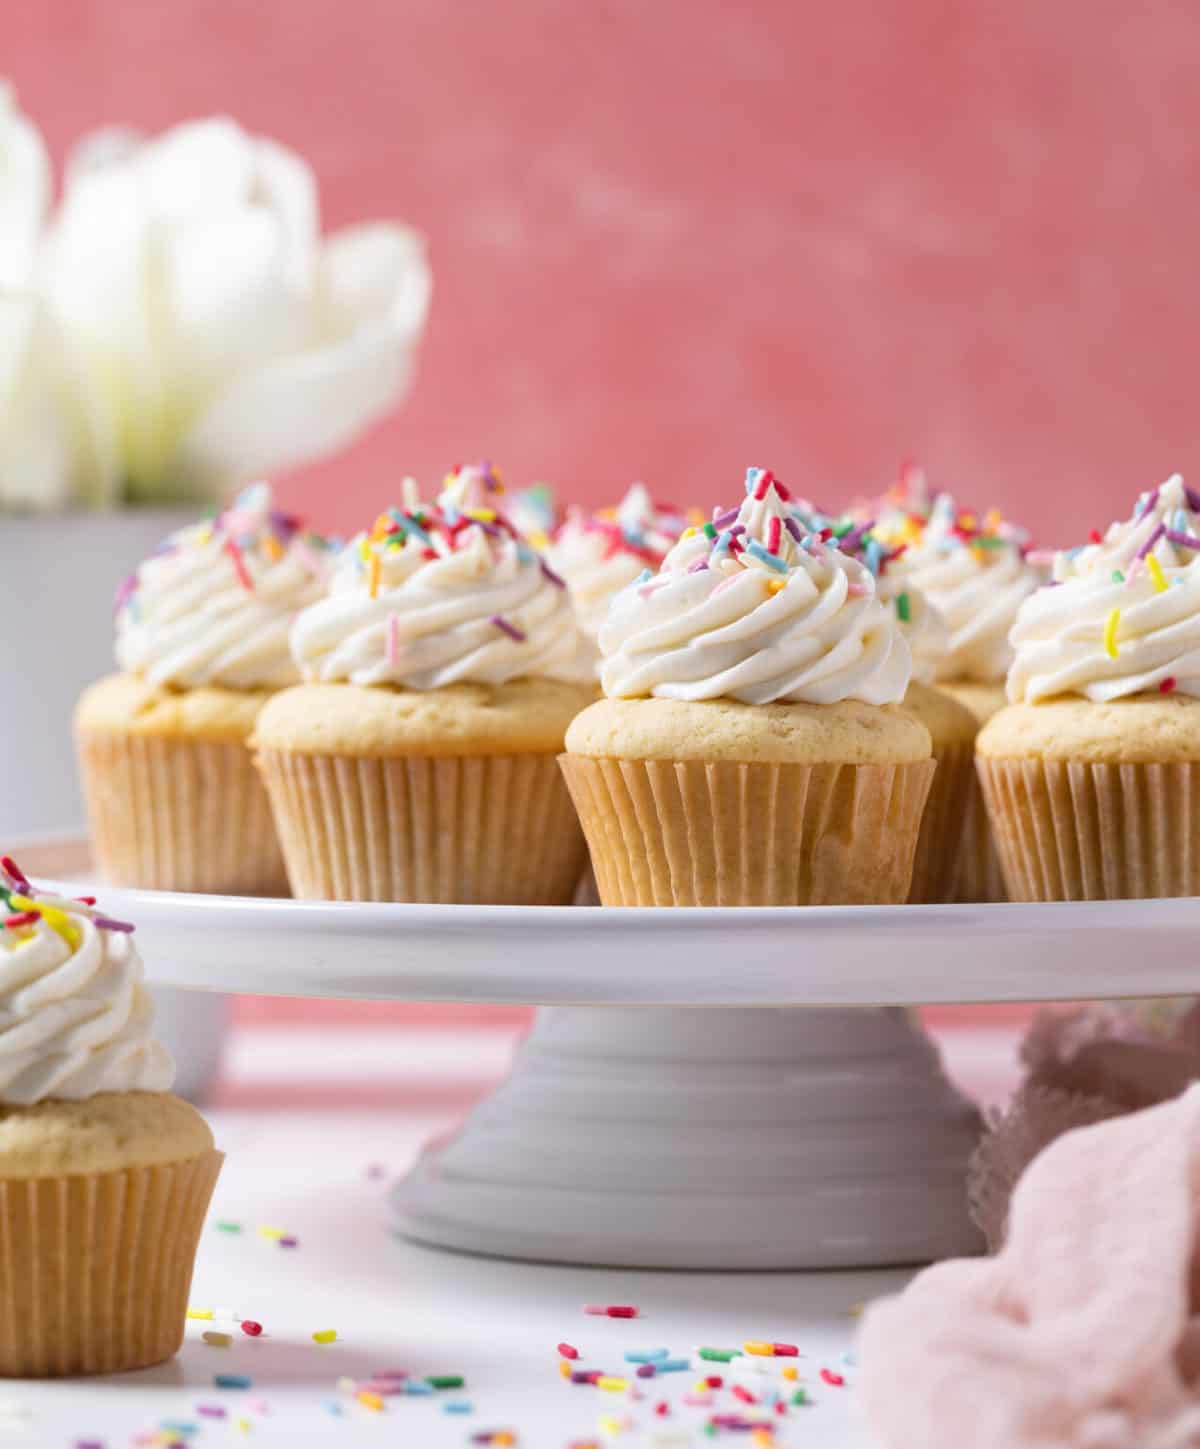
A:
0,83,431,511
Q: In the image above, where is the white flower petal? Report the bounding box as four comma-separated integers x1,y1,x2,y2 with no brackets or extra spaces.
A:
64,125,145,186
0,290,72,510
137,117,256,220
0,82,50,290
178,223,431,486
252,137,318,288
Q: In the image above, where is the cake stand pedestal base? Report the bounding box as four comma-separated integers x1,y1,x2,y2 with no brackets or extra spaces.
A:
391,1006,984,1269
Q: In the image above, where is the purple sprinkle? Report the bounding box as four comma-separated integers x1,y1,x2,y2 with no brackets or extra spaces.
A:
197,1405,227,1418
539,559,566,589
712,506,740,529
279,1235,299,1248
73,1441,105,1449
490,614,527,643
636,1363,657,1378
1137,488,1161,520
687,558,709,573
783,516,804,542
1185,486,1200,513
92,916,136,934
1136,521,1165,560
1166,530,1200,550
728,523,746,538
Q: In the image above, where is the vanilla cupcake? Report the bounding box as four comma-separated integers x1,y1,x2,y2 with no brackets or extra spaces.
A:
255,465,595,903
867,470,1045,900
547,484,689,664
560,468,935,906
978,473,1200,901
0,857,221,1376
75,483,336,895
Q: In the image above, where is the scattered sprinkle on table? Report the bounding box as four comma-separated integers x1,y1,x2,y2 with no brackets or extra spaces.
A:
240,1320,263,1337
584,1303,639,1318
311,1329,338,1344
201,1331,232,1348
557,1341,580,1359
624,1348,669,1363
214,1374,252,1390
443,1399,473,1414
196,1405,226,1418
186,1308,214,1321
820,1366,846,1387
214,1220,241,1234
426,1373,465,1389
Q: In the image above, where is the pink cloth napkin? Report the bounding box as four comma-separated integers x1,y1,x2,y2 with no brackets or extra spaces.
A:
858,1084,1200,1449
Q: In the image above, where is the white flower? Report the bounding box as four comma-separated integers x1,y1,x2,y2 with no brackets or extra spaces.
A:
0,84,71,509
0,87,432,509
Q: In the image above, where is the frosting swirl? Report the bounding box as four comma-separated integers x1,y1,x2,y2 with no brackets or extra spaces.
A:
115,482,336,690
548,484,689,647
867,470,1042,683
292,464,590,688
599,468,912,705
0,860,173,1105
1008,473,1200,703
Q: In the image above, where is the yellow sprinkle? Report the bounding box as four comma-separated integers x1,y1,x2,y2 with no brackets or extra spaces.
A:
984,507,1004,532
766,577,786,595
752,1431,775,1447
529,530,550,551
559,1359,572,1378
368,551,381,599
1147,554,1168,593
681,526,697,539
599,1418,625,1436
358,537,370,563
782,1364,799,1381
312,1329,338,1344
1104,607,1121,659
371,511,394,541
466,507,497,523
261,534,284,562
201,1330,232,1347
597,1375,628,1391
8,895,79,951
233,1418,252,1435
492,1436,516,1447
256,1226,286,1240
356,1390,385,1411
743,1340,775,1356
187,1308,214,1321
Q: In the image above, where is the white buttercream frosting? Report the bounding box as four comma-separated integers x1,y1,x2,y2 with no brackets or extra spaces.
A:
599,468,913,705
0,862,173,1106
115,481,336,690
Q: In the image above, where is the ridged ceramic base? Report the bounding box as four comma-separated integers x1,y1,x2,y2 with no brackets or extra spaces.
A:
559,756,936,905
259,751,587,903
978,757,1200,901
392,1007,983,1269
0,1150,222,1377
77,731,286,895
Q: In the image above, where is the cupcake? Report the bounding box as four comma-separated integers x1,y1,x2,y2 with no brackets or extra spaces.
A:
0,856,221,1376
559,468,935,906
547,484,690,664
866,469,1045,900
254,464,596,903
75,482,336,895
791,500,977,903
977,473,1200,901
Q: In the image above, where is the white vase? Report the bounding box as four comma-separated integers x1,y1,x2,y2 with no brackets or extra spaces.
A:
0,507,229,1102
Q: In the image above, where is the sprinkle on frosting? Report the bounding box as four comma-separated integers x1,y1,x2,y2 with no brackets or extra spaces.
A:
1008,473,1200,702
0,859,173,1104
598,467,913,705
291,465,590,689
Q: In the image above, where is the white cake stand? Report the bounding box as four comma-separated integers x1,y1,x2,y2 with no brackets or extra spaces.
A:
43,866,1200,1271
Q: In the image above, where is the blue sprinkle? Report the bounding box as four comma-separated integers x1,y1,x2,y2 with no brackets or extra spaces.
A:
403,1381,434,1396
160,1426,199,1439
712,531,732,560
744,467,759,494
323,1399,344,1416
635,567,653,584
624,1348,671,1364
516,542,535,564
745,539,788,573
865,538,883,575
654,1358,691,1374
443,1400,473,1414
214,1373,252,1390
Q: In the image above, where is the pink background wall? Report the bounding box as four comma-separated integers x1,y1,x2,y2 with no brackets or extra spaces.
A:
11,1,1199,549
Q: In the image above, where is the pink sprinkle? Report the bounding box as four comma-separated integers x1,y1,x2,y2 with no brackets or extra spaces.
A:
820,1367,845,1387
386,614,400,667
683,1392,714,1406
92,915,135,934
225,537,254,591
1,857,29,890
847,582,868,597
687,557,709,573
753,468,775,500
196,1405,227,1418
490,613,527,643
767,517,782,554
654,1400,670,1416
583,1304,638,1318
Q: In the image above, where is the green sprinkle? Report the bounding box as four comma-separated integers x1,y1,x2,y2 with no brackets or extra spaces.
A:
792,1388,809,1405
426,1375,465,1390
896,591,911,623
703,521,717,539
698,1347,743,1362
971,535,1007,548
832,519,854,538
1111,570,1125,583
214,1221,242,1234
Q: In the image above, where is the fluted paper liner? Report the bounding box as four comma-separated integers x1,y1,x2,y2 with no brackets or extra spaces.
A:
977,757,1200,901
77,731,287,895
955,772,1008,903
258,751,588,903
558,756,937,906
908,738,976,904
0,1149,222,1378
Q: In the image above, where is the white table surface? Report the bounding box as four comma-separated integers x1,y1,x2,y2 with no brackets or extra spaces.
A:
0,1019,1020,1448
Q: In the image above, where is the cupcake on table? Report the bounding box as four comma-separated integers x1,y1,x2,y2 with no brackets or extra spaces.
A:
255,464,596,904
560,467,935,906
0,856,221,1376
978,473,1200,901
75,482,337,896
864,465,1045,901
547,484,691,666
788,499,976,904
